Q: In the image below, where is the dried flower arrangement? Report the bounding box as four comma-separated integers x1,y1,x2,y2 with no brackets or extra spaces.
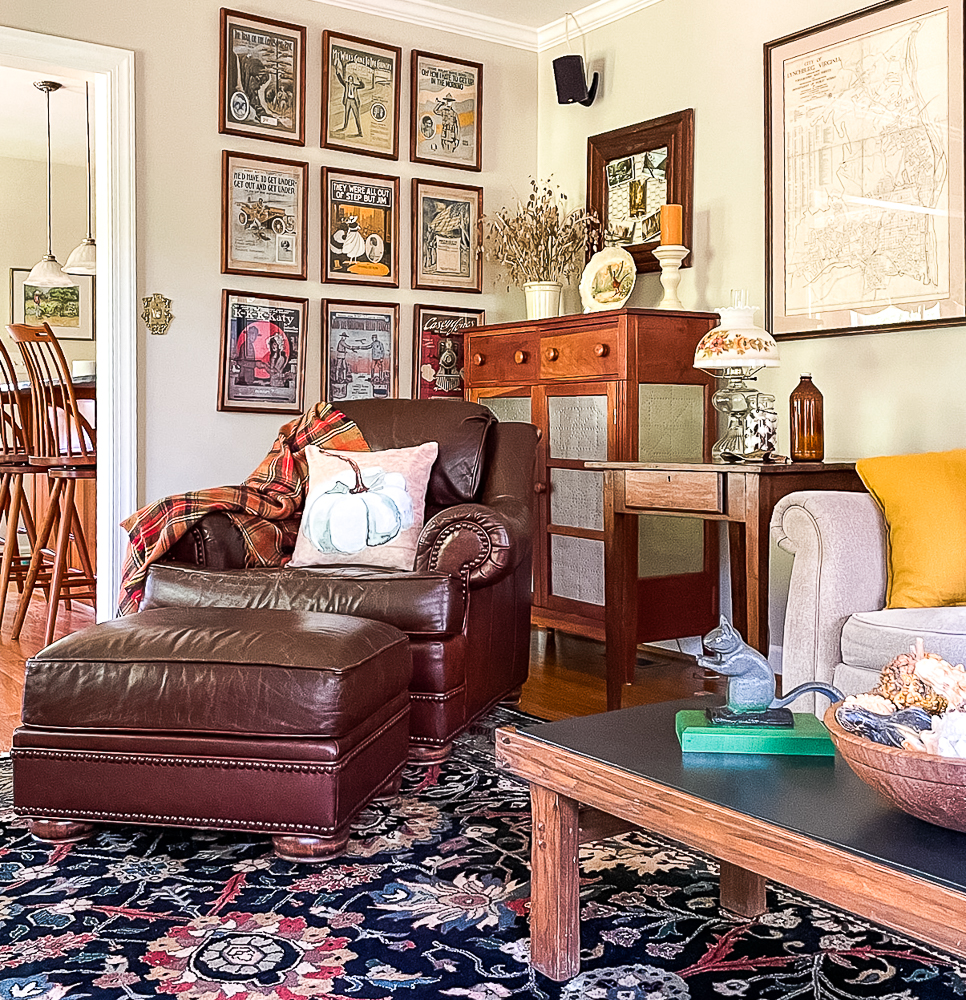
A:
484,178,600,286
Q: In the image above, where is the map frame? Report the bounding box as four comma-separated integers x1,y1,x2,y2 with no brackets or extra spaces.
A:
765,0,965,340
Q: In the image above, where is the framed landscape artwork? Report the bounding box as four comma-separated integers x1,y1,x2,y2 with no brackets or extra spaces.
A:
765,0,965,339
218,289,307,414
322,167,400,287
412,178,483,292
410,50,482,171
219,8,306,146
221,150,308,279
323,299,399,401
10,268,94,341
586,109,694,273
321,31,401,160
412,304,483,399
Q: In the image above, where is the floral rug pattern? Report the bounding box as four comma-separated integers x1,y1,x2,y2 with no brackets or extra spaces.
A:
1,706,964,999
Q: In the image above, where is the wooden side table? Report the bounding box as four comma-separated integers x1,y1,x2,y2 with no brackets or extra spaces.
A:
587,460,864,710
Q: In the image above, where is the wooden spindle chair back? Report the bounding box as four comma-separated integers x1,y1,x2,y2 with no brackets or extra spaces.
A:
7,323,95,465
0,338,32,463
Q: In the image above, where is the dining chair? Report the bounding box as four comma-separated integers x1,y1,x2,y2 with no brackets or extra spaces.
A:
0,336,50,624
6,322,96,645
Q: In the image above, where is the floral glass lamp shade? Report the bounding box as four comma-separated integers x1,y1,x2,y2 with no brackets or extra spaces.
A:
693,293,780,459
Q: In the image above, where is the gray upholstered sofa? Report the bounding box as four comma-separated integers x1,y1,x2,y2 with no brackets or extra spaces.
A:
770,490,966,715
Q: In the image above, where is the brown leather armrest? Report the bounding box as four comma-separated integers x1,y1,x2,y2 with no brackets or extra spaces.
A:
162,512,247,569
415,498,532,587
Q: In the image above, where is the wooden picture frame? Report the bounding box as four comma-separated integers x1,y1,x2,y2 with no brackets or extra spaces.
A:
322,167,399,287
221,150,308,280
765,0,965,340
218,289,307,413
412,178,483,292
321,31,401,160
219,8,306,146
412,303,484,399
10,268,95,341
587,109,695,274
410,50,482,171
323,299,399,401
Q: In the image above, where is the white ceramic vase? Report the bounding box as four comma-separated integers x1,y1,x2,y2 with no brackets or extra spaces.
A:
523,281,563,320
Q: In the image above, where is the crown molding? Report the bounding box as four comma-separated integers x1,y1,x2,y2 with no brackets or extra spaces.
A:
537,0,666,51
309,0,667,52
309,0,538,50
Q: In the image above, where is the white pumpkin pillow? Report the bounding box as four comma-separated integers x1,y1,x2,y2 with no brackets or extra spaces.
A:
288,441,439,570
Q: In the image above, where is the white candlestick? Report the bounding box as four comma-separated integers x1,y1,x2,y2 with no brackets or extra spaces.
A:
652,244,689,309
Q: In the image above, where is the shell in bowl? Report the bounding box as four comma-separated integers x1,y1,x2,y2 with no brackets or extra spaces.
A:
824,703,966,833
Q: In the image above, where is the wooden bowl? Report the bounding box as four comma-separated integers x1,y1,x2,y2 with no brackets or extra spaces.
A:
824,703,966,832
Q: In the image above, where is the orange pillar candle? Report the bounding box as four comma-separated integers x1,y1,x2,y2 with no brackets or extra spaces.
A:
660,204,683,245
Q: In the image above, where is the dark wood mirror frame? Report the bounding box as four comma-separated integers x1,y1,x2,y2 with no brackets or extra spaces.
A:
586,108,695,274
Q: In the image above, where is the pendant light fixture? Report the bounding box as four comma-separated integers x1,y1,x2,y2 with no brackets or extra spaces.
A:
26,80,75,288
64,81,96,275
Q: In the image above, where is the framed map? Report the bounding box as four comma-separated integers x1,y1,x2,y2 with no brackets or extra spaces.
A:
766,0,966,340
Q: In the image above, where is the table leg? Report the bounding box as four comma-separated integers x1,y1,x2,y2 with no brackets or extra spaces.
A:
603,472,636,710
719,859,767,917
530,783,580,981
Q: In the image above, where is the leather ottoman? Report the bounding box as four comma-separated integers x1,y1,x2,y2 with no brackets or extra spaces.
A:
12,607,412,861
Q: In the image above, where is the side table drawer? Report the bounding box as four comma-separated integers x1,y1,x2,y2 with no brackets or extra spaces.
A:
466,334,539,384
624,470,723,513
540,329,622,380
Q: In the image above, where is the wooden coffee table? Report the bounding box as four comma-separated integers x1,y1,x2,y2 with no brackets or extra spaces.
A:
496,699,966,981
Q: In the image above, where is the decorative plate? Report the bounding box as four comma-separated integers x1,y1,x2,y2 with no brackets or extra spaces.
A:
579,246,636,313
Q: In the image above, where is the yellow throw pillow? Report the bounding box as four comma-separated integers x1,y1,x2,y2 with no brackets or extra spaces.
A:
857,449,966,609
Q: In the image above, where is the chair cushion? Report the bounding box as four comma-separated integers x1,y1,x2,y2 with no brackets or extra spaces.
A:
289,442,438,570
142,563,467,636
337,399,493,509
841,607,966,671
21,607,412,739
856,449,966,609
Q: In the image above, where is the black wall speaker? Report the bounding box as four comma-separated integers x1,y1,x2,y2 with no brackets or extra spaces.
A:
552,54,598,106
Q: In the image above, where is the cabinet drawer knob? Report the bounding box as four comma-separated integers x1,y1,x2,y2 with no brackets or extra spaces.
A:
593,342,608,357
545,347,559,362
534,482,547,494
472,353,485,366
513,350,527,364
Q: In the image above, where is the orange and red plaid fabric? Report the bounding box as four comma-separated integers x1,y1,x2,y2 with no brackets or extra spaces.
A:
117,402,368,615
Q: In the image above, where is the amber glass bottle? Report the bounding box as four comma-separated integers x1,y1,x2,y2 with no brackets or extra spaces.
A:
789,374,824,461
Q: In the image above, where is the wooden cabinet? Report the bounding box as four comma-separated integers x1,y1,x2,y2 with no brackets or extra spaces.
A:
465,308,720,644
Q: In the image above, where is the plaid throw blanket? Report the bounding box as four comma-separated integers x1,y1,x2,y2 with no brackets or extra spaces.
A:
117,402,368,615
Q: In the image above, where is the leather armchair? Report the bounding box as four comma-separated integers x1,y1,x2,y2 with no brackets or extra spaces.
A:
141,399,539,761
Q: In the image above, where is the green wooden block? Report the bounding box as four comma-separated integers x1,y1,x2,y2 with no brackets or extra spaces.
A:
675,710,836,755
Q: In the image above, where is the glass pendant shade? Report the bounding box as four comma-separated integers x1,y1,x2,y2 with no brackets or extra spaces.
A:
27,80,75,289
693,305,780,370
64,82,96,276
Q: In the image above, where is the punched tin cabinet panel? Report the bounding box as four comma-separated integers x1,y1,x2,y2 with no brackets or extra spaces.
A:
551,535,605,605
548,395,608,461
550,468,604,531
639,384,704,462
479,395,531,424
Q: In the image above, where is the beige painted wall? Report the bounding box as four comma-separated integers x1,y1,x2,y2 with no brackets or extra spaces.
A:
2,0,537,503
0,157,96,374
539,0,966,461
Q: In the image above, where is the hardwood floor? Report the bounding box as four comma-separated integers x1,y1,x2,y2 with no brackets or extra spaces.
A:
0,592,722,750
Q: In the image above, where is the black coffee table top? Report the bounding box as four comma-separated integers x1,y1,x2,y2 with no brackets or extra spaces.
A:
522,698,966,893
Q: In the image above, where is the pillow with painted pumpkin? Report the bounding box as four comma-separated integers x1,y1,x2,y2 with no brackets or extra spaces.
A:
287,441,439,570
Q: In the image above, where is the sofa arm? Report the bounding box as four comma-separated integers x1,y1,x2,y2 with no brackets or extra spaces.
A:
770,490,886,708
415,498,532,588
162,512,248,569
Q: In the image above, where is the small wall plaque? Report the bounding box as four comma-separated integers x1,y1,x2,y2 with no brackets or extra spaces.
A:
141,293,173,335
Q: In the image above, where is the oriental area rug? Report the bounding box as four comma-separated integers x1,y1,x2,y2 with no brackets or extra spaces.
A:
0,706,964,1000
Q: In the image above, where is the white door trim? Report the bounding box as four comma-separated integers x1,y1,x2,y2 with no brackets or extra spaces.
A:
0,27,137,622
